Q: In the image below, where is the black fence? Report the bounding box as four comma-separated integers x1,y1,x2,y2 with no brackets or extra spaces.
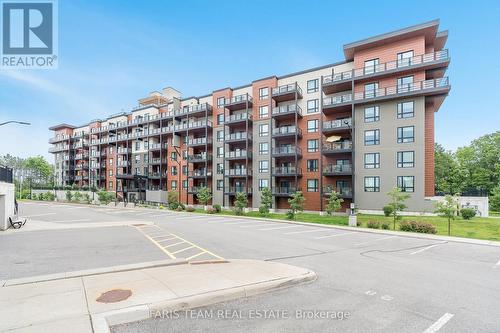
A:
0,165,13,183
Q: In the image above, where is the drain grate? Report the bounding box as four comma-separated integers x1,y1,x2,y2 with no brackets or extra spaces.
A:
96,289,132,303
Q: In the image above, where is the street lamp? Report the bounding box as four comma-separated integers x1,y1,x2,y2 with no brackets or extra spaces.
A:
0,121,31,126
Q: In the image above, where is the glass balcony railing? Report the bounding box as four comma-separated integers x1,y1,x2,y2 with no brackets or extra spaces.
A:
272,146,302,155
272,167,302,175
271,104,303,117
323,118,352,131
323,164,352,174
272,82,303,96
354,77,449,101
272,126,302,136
323,94,352,107
323,141,352,152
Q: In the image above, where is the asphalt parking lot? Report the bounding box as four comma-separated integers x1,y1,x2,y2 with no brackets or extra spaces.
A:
7,201,500,332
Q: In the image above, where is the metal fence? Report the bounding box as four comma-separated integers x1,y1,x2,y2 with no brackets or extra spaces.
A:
0,165,13,183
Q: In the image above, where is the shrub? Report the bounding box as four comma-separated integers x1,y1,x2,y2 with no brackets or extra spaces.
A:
83,193,90,204
287,191,304,220
460,208,476,220
234,192,248,215
490,186,500,212
176,206,184,212
31,193,38,200
381,222,391,230
44,192,55,201
356,219,362,227
159,204,165,210
367,220,380,229
97,191,114,205
73,191,82,202
399,220,437,234
383,205,394,217
169,202,179,210
196,187,212,206
65,190,73,202
186,206,195,212
206,207,216,214
259,187,273,216
326,191,344,215
213,204,221,213
167,190,179,209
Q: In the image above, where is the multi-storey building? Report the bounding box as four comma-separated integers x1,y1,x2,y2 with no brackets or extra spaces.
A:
49,20,450,213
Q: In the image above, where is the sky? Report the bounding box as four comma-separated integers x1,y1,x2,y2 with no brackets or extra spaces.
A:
1,0,499,161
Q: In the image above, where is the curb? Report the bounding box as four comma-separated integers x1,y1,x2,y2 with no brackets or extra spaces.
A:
91,269,316,333
2,259,187,287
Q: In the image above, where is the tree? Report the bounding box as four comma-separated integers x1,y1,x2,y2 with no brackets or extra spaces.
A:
24,156,53,182
434,143,464,194
97,191,114,205
287,191,304,220
196,187,212,208
489,185,500,212
386,187,410,230
435,194,459,236
167,190,179,210
326,190,344,215
234,192,248,215
259,187,273,216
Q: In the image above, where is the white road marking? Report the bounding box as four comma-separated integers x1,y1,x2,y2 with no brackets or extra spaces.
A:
409,243,445,255
240,223,270,228
314,232,356,239
134,212,153,216
493,259,500,268
422,313,454,333
285,229,327,235
21,213,57,218
147,214,175,218
355,236,395,246
207,219,242,224
63,206,88,210
365,290,377,296
173,216,207,220
51,219,91,223
172,246,195,254
258,225,302,231
218,220,257,225
381,295,394,301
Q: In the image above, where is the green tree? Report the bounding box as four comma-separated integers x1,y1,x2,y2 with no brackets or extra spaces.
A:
489,185,500,212
386,187,410,230
167,190,179,209
287,191,304,220
234,192,248,215
196,187,212,207
434,143,464,194
24,156,53,183
435,194,459,236
65,190,73,202
326,190,344,215
97,191,114,205
259,187,273,216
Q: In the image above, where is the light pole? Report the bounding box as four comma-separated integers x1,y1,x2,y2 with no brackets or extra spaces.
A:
0,121,31,126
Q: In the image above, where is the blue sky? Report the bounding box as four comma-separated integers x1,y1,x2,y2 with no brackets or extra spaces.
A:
1,0,499,160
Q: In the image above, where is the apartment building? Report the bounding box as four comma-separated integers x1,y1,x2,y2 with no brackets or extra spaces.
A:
49,20,450,213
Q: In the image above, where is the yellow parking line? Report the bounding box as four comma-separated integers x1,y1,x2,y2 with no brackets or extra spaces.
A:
186,252,206,260
172,245,195,254
134,227,176,259
169,232,224,260
165,241,186,248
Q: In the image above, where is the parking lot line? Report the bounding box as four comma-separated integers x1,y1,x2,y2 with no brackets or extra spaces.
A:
493,258,500,268
22,212,57,218
172,246,195,254
409,243,445,255
314,232,356,239
284,229,327,235
355,236,395,246
258,225,302,231
51,218,91,223
165,241,186,248
422,312,454,333
240,223,269,228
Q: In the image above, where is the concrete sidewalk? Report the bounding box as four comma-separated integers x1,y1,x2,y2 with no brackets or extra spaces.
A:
0,259,315,333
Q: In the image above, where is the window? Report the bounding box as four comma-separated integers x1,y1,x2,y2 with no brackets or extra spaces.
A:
216,163,223,174
144,141,149,150
217,97,225,108
307,119,319,133
364,153,380,169
259,87,269,100
109,170,113,176
397,75,414,93
217,130,224,142
259,105,269,118
364,58,379,74
143,154,148,163
307,79,319,93
307,139,319,152
364,129,380,145
259,179,269,191
171,166,177,175
397,176,415,192
109,147,113,154
109,181,113,190
259,124,269,137
109,158,113,166
397,151,415,168
171,152,177,160
259,160,269,173
182,150,187,159
217,180,224,191
135,141,140,150
364,176,380,192
397,50,414,67
183,136,188,144
307,99,319,114
217,147,224,158
397,101,414,119
135,155,140,163
364,106,380,122
171,180,177,190
307,179,319,192
397,126,414,143
307,159,318,172
217,114,224,125
259,142,269,155
182,165,188,175
364,82,379,98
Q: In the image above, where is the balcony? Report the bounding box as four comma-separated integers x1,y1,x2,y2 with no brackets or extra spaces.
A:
272,187,300,197
272,83,303,102
322,141,352,155
224,94,253,111
116,161,130,168
322,71,353,94
225,186,253,195
49,146,70,153
74,153,89,160
272,167,302,177
188,137,212,147
225,112,252,125
272,146,302,158
225,150,251,160
271,104,303,120
187,103,212,116
353,77,450,104
149,143,167,151
322,94,352,114
150,158,167,165
323,164,352,176
322,185,353,199
188,120,213,131
224,168,251,177
323,118,352,134
188,170,212,178
272,126,302,139
49,135,70,144
74,164,89,171
225,132,252,143
354,50,450,81
188,186,211,194
148,172,164,179
117,148,132,154
188,153,212,163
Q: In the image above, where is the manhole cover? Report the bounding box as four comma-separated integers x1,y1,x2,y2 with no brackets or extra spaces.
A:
96,289,132,303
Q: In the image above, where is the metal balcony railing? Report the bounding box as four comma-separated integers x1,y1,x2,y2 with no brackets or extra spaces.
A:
225,132,251,141
323,164,352,174
272,167,302,175
225,150,250,159
271,104,303,116
272,126,302,136
225,187,252,194
225,94,253,105
272,187,299,195
189,170,212,177
323,141,352,152
272,82,303,96
322,186,353,197
226,113,252,123
224,168,251,176
323,94,353,107
188,137,211,145
323,118,352,131
272,146,302,155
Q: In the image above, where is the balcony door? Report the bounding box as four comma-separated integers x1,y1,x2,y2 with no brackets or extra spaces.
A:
397,75,414,93
397,50,414,67
364,82,379,98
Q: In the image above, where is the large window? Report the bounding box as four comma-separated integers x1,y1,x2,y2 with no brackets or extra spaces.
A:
397,126,414,143
259,105,269,118
397,50,414,67
259,142,269,155
259,124,269,137
397,151,414,168
171,152,177,160
307,139,319,152
217,163,223,174
217,97,225,108
364,58,379,74
217,180,223,191
259,87,269,100
364,176,380,192
397,75,414,93
397,101,414,119
364,106,380,122
171,180,177,190
307,79,319,93
307,99,319,114
364,153,380,169
217,147,224,158
397,176,415,192
217,113,224,125
364,82,379,98
307,119,319,133
259,160,269,173
307,159,318,172
259,179,269,190
307,179,319,192
364,129,380,145
217,130,224,142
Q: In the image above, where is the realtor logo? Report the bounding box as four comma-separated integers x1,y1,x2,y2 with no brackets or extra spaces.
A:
1,0,58,69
